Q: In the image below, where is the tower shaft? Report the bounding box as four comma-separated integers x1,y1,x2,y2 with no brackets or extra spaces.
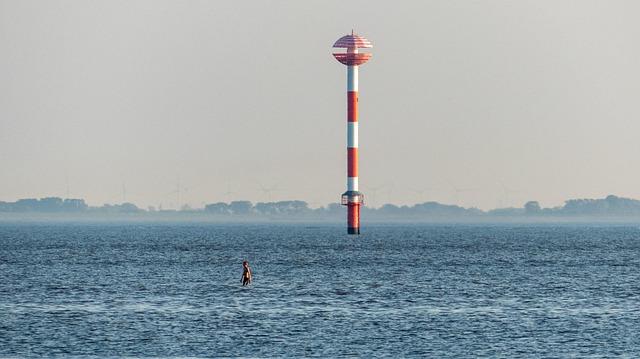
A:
346,64,360,234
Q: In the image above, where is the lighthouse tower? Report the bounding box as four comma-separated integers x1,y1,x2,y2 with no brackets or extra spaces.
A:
332,31,373,235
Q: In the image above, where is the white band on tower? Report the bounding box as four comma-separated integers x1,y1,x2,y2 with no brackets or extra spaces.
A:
347,66,358,92
347,122,358,148
348,177,358,191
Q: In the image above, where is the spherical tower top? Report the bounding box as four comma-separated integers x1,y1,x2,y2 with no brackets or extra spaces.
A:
333,30,373,66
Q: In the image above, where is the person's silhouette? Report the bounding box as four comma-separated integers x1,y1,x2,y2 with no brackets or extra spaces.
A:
241,260,252,286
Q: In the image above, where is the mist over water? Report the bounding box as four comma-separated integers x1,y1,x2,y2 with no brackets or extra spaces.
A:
1,223,639,357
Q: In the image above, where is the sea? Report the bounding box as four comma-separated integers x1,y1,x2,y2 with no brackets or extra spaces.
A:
1,222,640,358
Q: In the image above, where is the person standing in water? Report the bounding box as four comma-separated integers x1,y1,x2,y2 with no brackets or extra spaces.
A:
241,260,252,286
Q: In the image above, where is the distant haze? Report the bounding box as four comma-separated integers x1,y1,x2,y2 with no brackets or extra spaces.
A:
1,1,639,210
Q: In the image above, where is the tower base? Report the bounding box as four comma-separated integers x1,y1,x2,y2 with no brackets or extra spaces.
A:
341,191,363,235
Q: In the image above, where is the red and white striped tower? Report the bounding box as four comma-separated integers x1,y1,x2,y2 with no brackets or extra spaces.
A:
333,31,372,235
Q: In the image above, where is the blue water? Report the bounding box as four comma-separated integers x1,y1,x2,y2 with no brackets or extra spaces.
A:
1,223,640,357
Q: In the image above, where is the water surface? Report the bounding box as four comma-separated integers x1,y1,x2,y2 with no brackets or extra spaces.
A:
1,223,639,357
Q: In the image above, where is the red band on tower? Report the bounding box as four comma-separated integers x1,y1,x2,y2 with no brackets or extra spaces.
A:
348,204,360,233
347,148,358,177
347,92,358,122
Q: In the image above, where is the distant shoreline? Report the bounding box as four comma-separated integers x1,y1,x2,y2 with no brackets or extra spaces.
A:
4,194,640,223
2,212,640,225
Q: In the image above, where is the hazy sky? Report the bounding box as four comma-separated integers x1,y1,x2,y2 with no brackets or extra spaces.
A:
1,1,639,210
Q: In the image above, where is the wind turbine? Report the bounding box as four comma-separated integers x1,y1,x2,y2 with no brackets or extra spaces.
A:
223,182,235,202
65,173,70,199
164,177,198,210
384,181,396,206
258,183,280,202
411,187,436,204
175,178,181,209
447,180,478,206
105,182,131,204
500,182,524,208
363,183,386,208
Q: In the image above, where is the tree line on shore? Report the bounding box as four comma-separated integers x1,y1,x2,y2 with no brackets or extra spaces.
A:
3,195,640,218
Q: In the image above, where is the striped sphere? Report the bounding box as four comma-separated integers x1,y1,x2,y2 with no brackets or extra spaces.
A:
333,53,372,66
333,34,373,49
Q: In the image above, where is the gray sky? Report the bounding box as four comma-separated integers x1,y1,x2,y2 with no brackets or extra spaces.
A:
1,1,639,210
